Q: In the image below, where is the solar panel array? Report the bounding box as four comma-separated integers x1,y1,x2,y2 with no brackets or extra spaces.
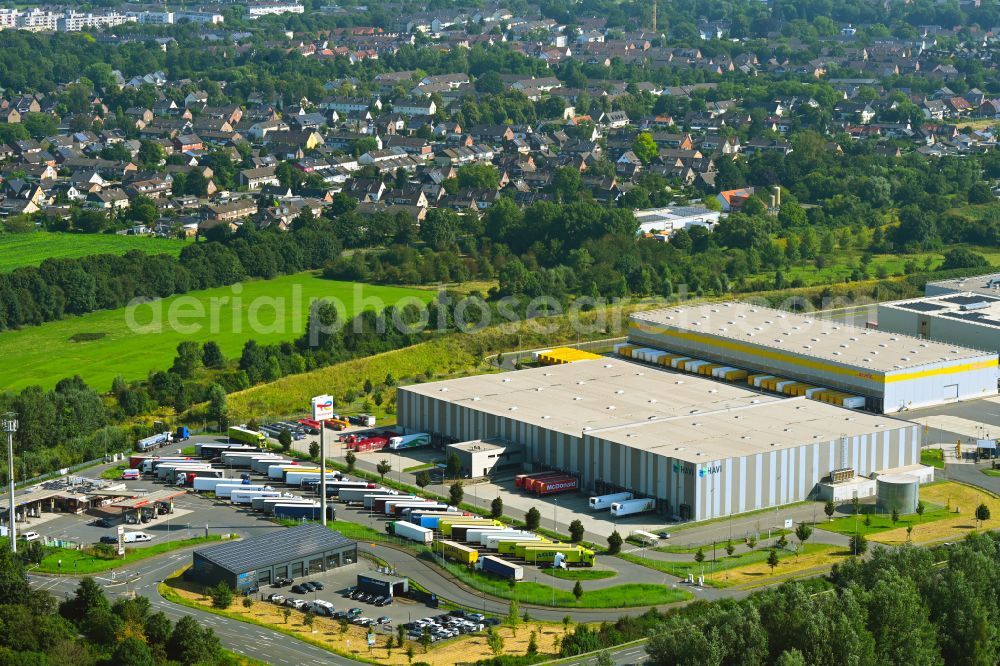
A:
194,523,355,574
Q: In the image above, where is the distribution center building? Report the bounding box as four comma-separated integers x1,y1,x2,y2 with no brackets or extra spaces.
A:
397,358,921,521
878,293,1000,357
627,302,997,412
924,272,1000,298
188,524,357,591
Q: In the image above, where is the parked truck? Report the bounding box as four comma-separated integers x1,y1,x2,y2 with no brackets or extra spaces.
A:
139,457,192,474
524,472,569,492
346,436,390,453
348,414,376,427
610,498,656,518
193,477,245,493
497,538,549,556
285,471,340,488
272,503,334,521
522,545,596,566
516,471,563,489
460,525,510,542
226,426,267,446
440,540,478,565
478,555,524,581
443,520,503,539
338,487,391,504
392,521,434,544
176,469,224,485
136,432,173,452
409,511,464,529
483,531,537,549
535,476,579,495
391,501,450,517
174,427,190,441
249,457,287,474
388,433,431,450
588,492,634,511
215,484,272,500
231,489,286,505
252,496,307,512
267,463,305,480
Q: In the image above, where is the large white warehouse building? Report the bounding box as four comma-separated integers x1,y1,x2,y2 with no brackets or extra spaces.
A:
397,359,921,521
627,302,997,413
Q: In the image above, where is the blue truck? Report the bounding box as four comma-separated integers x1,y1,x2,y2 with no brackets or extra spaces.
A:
272,504,335,521
479,555,524,581
175,427,190,441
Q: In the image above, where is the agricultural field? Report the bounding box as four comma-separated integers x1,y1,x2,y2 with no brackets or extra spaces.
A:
0,272,433,391
0,231,188,271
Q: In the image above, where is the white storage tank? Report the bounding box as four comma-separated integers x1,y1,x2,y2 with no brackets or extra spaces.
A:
876,474,919,514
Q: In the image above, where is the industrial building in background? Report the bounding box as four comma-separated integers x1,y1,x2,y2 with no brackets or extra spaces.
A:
397,359,923,521
924,272,1000,298
878,293,1000,357
627,302,997,413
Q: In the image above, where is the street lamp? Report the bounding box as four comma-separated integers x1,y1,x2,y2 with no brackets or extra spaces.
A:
1,413,16,553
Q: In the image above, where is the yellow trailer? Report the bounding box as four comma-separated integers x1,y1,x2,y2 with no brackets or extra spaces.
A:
722,369,749,382
698,364,722,376
440,540,478,565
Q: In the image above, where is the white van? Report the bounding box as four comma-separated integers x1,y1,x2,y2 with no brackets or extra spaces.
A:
123,532,153,543
310,600,336,616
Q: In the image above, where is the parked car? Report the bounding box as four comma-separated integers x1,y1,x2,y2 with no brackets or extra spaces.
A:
99,535,118,544
291,584,308,594
347,608,363,618
272,577,293,587
268,594,286,604
91,518,113,528
284,598,308,610
377,616,392,625
301,582,316,591
20,532,40,542
309,581,324,590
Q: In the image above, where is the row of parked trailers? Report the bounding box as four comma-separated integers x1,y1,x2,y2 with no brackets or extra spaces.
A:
614,344,866,410
513,471,580,495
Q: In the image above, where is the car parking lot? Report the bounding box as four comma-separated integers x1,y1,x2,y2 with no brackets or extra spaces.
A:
255,564,429,629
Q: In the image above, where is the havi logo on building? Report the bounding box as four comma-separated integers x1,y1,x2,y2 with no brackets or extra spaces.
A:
698,465,721,478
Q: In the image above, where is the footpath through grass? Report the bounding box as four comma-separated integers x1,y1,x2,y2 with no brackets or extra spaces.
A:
36,535,223,574
0,231,188,272
618,543,832,586
0,272,431,391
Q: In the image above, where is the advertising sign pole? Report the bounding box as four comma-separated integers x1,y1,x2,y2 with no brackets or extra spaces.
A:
312,395,334,526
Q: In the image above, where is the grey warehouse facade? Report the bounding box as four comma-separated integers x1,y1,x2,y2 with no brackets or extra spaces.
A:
189,524,357,591
397,359,921,521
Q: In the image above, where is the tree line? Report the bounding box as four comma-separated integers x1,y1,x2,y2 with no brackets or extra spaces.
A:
559,534,1000,665
0,545,236,665
0,218,341,333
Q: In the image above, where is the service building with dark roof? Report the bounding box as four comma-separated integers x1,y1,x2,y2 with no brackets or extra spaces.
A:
189,524,357,591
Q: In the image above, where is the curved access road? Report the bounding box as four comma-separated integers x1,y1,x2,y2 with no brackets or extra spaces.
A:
30,547,357,666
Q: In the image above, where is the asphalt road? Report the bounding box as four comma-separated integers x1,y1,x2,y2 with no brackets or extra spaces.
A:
30,545,351,666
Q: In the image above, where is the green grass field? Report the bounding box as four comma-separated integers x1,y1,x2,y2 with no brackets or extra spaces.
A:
541,568,616,581
36,535,222,574
819,504,950,536
435,556,689,607
0,272,432,391
618,542,828,580
0,231,188,272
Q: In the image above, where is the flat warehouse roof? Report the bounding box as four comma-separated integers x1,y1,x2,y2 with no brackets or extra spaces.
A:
630,301,990,372
400,360,907,461
882,293,1000,330
926,273,1000,297
588,397,907,461
194,524,355,574
400,358,783,436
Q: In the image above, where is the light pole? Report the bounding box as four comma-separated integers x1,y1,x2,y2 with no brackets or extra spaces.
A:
2,413,16,553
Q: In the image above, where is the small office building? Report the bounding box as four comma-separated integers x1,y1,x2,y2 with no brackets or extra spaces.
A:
447,439,523,478
356,573,409,598
189,524,356,592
